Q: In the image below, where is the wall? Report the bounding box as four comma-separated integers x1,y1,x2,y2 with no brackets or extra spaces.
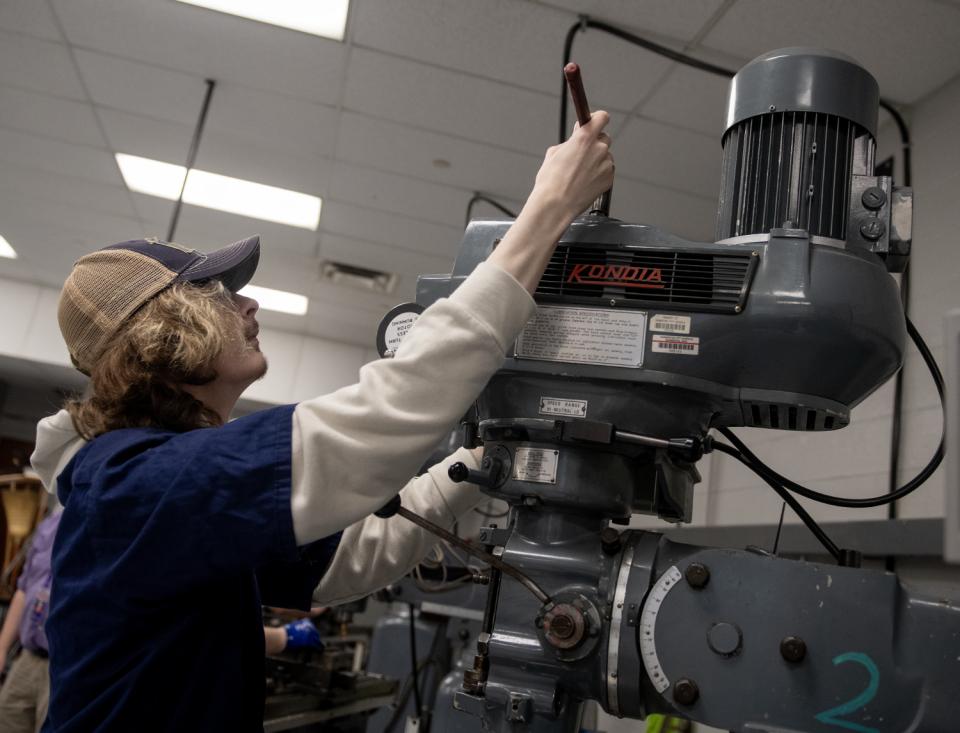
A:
629,71,960,538
0,275,378,414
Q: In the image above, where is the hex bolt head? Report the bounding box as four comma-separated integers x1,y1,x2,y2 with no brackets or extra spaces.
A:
685,563,710,589
673,678,699,706
780,636,807,663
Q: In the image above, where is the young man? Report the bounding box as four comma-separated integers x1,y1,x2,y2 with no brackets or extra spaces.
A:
30,113,613,731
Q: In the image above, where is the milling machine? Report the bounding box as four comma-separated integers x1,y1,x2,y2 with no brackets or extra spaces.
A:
380,47,956,733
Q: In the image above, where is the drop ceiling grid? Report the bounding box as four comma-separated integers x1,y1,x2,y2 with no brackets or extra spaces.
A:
0,0,957,351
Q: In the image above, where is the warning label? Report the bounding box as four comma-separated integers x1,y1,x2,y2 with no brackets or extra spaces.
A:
515,307,646,368
651,335,699,355
539,398,587,418
513,448,559,484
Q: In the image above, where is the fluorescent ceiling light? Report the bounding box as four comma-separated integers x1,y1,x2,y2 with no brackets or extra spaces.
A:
176,0,349,41
0,235,17,259
115,153,321,231
238,284,309,316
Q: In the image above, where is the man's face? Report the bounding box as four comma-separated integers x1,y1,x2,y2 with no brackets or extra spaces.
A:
211,292,268,387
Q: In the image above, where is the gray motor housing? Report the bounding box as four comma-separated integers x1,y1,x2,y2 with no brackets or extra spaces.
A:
417,217,906,438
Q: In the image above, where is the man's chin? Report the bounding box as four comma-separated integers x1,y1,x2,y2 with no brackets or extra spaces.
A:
254,354,268,382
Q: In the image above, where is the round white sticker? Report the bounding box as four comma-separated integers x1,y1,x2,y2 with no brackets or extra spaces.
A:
384,313,420,352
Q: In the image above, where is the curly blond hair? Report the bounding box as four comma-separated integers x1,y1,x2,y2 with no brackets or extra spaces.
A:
66,280,246,439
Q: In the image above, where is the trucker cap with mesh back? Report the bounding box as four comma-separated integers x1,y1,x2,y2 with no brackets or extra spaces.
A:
58,235,260,375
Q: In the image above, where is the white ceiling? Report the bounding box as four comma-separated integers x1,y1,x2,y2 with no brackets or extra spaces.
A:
0,0,959,347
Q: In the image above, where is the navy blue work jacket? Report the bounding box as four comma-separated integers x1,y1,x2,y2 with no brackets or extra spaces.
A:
42,405,342,732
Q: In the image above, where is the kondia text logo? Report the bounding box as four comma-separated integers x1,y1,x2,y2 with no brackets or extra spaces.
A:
566,264,665,289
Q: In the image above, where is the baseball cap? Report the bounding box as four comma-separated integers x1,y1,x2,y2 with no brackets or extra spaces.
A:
58,235,260,375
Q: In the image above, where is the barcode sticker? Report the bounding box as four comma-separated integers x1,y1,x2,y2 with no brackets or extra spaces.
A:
650,314,691,334
651,335,699,355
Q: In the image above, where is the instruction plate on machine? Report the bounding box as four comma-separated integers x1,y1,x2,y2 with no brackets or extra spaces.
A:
514,448,559,484
515,306,647,368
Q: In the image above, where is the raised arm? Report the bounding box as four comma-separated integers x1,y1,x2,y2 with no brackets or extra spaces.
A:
289,112,614,546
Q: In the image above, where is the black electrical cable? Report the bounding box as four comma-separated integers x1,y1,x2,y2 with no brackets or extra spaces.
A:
878,99,913,531
559,16,735,143
407,604,422,723
716,319,945,510
712,441,841,561
465,192,517,229
378,655,444,733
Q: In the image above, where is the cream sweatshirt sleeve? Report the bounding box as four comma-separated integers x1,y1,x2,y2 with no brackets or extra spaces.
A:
312,448,483,605
289,262,536,546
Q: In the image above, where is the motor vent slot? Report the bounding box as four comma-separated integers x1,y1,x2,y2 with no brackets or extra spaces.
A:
744,401,848,431
535,244,757,314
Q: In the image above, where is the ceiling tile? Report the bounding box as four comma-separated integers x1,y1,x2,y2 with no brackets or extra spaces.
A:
561,21,677,116
0,191,139,244
0,127,119,185
541,0,729,43
610,176,719,243
612,117,722,199
639,62,732,137
53,0,348,105
0,0,62,41
73,49,211,126
0,30,85,99
700,0,960,104
75,50,340,157
0,161,132,218
343,47,561,156
335,111,543,203
151,201,320,255
353,0,575,95
318,232,453,280
97,108,194,163
0,85,103,147
243,245,319,296
328,160,471,230
98,107,329,196
191,133,328,196
319,201,465,261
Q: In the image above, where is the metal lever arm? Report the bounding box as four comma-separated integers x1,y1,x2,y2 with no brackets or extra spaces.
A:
448,457,502,488
563,62,612,217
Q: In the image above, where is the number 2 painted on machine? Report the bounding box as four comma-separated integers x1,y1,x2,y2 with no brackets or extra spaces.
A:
814,652,880,733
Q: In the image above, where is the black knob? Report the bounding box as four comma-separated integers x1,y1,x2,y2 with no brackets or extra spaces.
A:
448,462,470,483
861,186,887,210
374,494,402,518
859,216,886,241
780,636,807,663
600,528,622,556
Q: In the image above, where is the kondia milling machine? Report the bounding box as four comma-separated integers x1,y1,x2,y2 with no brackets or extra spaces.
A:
373,47,959,733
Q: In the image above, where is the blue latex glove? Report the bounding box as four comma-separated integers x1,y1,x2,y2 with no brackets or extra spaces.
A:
283,618,324,651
